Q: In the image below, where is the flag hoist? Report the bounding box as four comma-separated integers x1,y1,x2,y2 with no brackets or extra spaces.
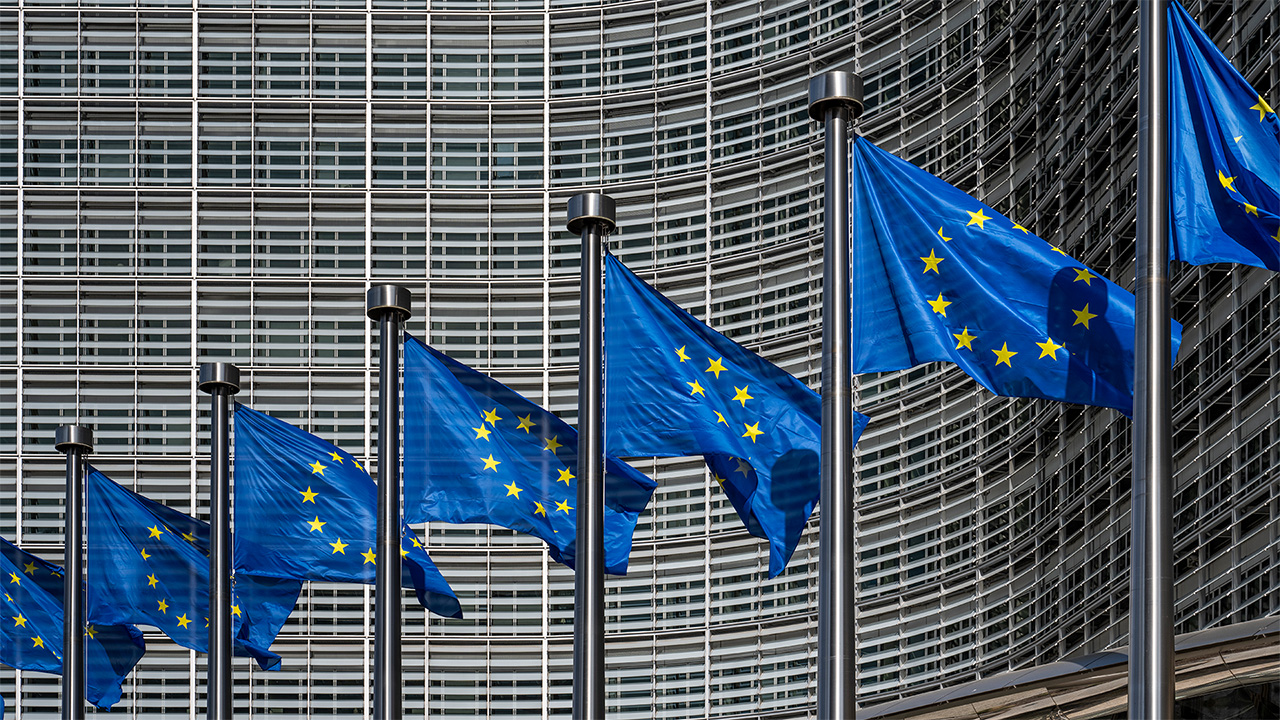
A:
55,423,93,720
567,192,615,720
808,67,864,719
366,284,412,720
198,362,240,719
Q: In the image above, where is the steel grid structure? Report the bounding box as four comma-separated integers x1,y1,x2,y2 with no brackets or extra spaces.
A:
0,0,1276,717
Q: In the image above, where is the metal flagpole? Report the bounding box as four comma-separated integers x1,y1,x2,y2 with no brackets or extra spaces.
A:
198,362,241,720
1133,1,1174,717
809,68,865,720
366,285,411,720
55,424,93,720
567,192,615,720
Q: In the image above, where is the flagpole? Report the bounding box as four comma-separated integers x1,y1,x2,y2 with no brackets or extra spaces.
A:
1133,1,1174,717
366,285,411,720
55,424,93,720
809,68,864,719
567,192,614,720
198,362,240,720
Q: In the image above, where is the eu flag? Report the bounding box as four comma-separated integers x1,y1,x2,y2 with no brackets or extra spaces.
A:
603,253,866,577
1,536,146,708
233,403,462,619
1,540,64,675
850,137,1184,415
84,466,300,669
403,333,657,575
1169,1,1279,270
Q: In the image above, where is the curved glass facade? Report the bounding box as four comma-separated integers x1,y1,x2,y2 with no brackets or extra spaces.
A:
0,0,1276,717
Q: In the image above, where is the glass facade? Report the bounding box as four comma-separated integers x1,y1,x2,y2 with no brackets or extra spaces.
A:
0,0,1276,717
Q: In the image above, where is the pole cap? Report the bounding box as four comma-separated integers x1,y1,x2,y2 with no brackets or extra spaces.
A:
198,363,242,395
808,68,865,122
366,285,413,321
566,193,617,234
54,425,93,454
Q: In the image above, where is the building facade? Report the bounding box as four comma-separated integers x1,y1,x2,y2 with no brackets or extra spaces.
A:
0,0,1277,717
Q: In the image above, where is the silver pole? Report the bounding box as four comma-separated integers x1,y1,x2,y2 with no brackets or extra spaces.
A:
810,68,865,720
198,362,240,720
366,285,411,720
1132,1,1174,718
55,424,93,720
567,192,615,720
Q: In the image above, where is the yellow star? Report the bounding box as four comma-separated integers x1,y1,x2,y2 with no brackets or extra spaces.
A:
1273,226,1280,243
483,408,501,425
734,458,752,476
927,293,951,317
299,486,318,503
32,636,44,649
411,537,422,547
1251,95,1274,122
481,454,501,471
307,516,326,533
1243,203,1258,216
992,343,1017,367
714,410,727,425
362,549,377,565
966,208,991,229
516,414,535,433
176,614,191,629
353,459,363,471
705,357,726,378
555,500,573,514
182,533,196,543
557,468,575,485
1218,170,1237,193
1049,244,1069,256
12,614,26,627
309,461,326,475
504,481,522,498
1036,337,1064,359
147,573,159,588
157,599,169,614
732,386,753,407
687,380,705,397
23,562,36,575
400,546,409,558
86,624,97,639
1012,222,1030,234
473,424,492,441
543,436,562,453
148,525,164,539
953,327,977,351
7,573,19,585
1073,268,1096,285
329,451,343,464
231,604,241,617
534,501,546,517
937,227,951,243
741,422,763,443
1073,304,1097,328
330,538,348,555
1234,135,1243,143
140,549,150,561
919,248,944,274
675,346,690,362
712,474,725,485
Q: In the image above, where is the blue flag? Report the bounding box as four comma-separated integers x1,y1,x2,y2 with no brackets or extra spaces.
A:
232,403,462,619
0,537,146,708
850,137,1184,415
1168,1,1279,270
1,542,64,676
84,466,300,669
603,253,865,577
403,333,657,575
